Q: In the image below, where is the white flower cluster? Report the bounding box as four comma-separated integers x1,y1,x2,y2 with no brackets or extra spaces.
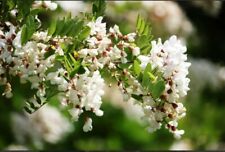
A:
55,17,140,131
78,17,191,137
138,36,191,138
0,21,105,132
29,104,73,143
0,15,191,137
49,69,105,132
0,22,63,101
79,17,140,71
139,36,191,101
11,105,73,145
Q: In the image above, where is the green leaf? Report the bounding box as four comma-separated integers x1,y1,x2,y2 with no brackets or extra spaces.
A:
142,63,152,88
36,95,42,104
141,45,151,54
45,84,61,99
68,20,84,37
44,47,55,59
61,20,75,36
17,0,34,21
24,106,32,114
136,35,149,48
78,26,91,41
133,60,142,76
92,0,106,18
21,25,28,45
139,18,146,34
135,15,153,55
54,18,65,36
7,0,16,10
136,35,152,55
147,72,156,81
21,15,37,45
131,94,142,101
136,15,151,36
118,63,132,69
64,56,73,72
68,53,77,65
152,80,165,99
136,14,141,32
55,55,64,62
77,65,86,74
48,19,57,36
29,102,36,109
48,16,86,49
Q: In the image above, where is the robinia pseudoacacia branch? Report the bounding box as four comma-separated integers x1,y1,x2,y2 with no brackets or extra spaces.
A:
0,0,191,139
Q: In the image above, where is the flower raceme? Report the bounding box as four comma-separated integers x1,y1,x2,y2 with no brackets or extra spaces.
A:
0,15,190,138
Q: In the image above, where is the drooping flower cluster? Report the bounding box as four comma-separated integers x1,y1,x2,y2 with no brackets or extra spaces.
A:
51,69,105,132
0,21,106,132
0,12,190,138
77,17,190,138
138,36,191,138
0,22,64,101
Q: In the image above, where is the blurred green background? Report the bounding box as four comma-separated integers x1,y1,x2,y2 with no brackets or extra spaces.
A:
1,1,225,150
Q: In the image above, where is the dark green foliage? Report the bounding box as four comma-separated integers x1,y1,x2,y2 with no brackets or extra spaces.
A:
0,0,34,23
21,15,38,45
48,17,86,38
92,0,106,19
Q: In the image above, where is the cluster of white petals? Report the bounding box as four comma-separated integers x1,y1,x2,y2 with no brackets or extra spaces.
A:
138,36,191,101
79,17,139,71
0,22,105,132
56,69,105,131
29,105,73,143
0,15,191,137
138,36,191,138
0,22,63,101
79,17,190,137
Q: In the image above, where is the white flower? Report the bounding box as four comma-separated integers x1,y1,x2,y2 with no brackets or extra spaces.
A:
127,33,136,42
176,103,186,118
47,68,69,91
83,117,93,132
44,1,58,10
87,37,98,48
29,105,73,143
33,1,58,11
5,22,16,39
110,46,121,60
138,55,150,70
98,37,111,53
78,49,88,57
81,70,105,116
109,25,122,36
2,82,13,98
174,129,184,139
132,47,140,56
32,31,50,42
6,144,28,150
13,31,22,49
89,48,98,56
68,108,83,121
87,16,106,37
